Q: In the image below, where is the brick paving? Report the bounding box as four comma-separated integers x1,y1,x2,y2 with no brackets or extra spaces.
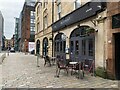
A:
1,53,118,88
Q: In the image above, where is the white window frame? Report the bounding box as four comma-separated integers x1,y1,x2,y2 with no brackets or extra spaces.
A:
57,3,61,19
74,0,81,10
43,15,48,29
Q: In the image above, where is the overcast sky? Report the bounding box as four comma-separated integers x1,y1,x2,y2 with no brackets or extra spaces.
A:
0,0,25,39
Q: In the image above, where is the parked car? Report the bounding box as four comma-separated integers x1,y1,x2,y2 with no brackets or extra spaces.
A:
10,47,15,52
30,50,35,54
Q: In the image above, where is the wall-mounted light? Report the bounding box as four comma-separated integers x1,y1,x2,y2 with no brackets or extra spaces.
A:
108,40,112,44
47,46,50,48
61,34,68,40
95,29,98,32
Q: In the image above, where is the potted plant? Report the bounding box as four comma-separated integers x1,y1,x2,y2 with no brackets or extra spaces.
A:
86,27,95,36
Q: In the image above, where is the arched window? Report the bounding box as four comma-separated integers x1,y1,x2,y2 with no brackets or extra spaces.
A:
36,40,40,54
43,37,48,56
70,26,95,61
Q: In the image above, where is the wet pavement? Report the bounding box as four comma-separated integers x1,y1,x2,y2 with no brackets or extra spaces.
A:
1,53,118,88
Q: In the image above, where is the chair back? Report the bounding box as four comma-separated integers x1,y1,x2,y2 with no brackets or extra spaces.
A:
44,55,50,62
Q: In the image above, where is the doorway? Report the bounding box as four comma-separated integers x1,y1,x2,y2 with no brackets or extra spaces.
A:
114,33,120,80
43,37,48,56
54,33,66,61
70,26,95,62
36,40,40,54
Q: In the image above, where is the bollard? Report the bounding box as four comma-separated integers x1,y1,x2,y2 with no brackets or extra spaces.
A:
37,53,40,67
8,50,9,56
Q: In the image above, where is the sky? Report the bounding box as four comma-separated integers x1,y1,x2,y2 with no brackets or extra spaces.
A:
0,0,25,39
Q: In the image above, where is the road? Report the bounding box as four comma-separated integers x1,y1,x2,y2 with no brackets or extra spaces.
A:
1,53,118,88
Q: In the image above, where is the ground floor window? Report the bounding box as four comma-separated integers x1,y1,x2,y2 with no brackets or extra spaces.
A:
54,33,66,60
43,37,48,56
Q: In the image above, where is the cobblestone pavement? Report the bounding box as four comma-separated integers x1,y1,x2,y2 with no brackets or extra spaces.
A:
1,53,118,88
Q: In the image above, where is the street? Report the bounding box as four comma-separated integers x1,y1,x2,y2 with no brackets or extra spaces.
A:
1,53,118,88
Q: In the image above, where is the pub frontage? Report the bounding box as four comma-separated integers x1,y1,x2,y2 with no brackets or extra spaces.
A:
52,1,109,78
35,0,120,79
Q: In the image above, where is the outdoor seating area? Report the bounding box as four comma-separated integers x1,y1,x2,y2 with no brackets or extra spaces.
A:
42,55,95,79
43,55,56,67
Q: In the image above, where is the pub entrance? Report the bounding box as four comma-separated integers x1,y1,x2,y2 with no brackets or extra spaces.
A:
70,26,95,62
114,33,120,80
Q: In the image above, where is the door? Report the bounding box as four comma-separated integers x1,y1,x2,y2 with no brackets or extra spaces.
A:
115,33,120,80
43,37,48,56
36,40,40,54
54,33,66,61
70,37,80,62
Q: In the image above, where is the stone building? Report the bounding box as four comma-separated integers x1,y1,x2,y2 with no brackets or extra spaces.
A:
14,18,19,51
21,0,35,52
35,0,120,79
35,0,53,56
106,2,120,79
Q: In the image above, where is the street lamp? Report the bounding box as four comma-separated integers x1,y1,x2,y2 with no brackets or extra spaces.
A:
25,39,27,55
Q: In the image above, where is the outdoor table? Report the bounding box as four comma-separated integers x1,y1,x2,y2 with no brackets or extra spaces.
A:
69,62,78,65
69,61,84,79
69,62,78,75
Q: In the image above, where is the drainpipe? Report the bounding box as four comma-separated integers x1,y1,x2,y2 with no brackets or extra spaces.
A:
52,0,54,57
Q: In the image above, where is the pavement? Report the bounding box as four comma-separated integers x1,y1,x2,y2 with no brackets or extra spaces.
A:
1,53,119,88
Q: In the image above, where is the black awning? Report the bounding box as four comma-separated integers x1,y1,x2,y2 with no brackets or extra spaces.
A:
52,1,106,32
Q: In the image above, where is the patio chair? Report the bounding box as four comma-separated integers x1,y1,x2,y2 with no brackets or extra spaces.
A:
43,55,51,66
71,61,84,79
55,59,69,77
83,59,95,75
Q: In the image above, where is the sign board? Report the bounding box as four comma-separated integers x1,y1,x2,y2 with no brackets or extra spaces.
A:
28,42,35,52
52,1,106,32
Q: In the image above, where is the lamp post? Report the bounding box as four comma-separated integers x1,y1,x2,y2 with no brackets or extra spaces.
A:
25,39,27,55
7,43,10,56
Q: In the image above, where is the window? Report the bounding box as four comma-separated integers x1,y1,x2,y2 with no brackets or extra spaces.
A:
74,0,81,9
57,42,59,52
70,41,74,53
88,39,94,56
37,5,40,16
75,40,79,55
30,27,35,31
30,11,35,16
57,2,61,19
63,41,66,53
43,15,48,29
57,0,61,3
112,14,120,29
37,23,40,32
43,0,48,8
82,40,86,55
30,18,35,24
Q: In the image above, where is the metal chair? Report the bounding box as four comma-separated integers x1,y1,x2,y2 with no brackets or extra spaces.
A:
71,61,84,79
43,55,51,66
83,59,95,76
55,59,69,77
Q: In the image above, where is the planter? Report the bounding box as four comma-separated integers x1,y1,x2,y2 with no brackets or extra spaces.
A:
95,67,108,79
86,27,95,35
